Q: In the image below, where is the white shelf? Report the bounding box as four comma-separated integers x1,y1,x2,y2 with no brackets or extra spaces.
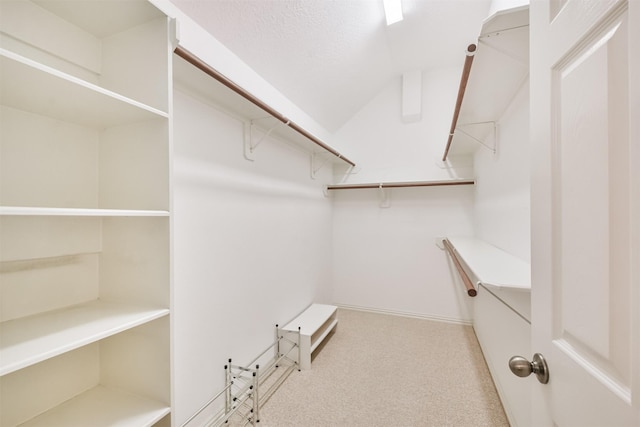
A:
445,237,530,291
19,385,170,427
0,300,169,376
0,49,168,128
281,304,337,335
173,53,354,166
0,206,170,217
310,318,338,353
327,179,475,190
448,6,529,157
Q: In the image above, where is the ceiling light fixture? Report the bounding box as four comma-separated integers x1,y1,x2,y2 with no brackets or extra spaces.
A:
383,0,403,26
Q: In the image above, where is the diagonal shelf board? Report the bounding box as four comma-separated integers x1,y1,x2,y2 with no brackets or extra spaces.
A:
19,385,170,427
445,237,530,291
0,300,169,376
0,49,168,129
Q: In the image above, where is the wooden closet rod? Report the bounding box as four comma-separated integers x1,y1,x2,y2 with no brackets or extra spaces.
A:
441,43,477,161
327,180,475,190
443,239,477,297
174,46,356,167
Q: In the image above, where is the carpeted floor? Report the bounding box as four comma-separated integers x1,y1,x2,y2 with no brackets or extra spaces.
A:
258,308,509,426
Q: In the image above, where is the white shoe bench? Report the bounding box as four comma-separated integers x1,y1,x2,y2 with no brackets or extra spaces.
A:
278,304,338,370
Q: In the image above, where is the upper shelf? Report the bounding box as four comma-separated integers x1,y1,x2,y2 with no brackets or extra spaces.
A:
444,237,530,291
172,47,356,167
0,49,168,128
443,5,529,159
1,0,169,113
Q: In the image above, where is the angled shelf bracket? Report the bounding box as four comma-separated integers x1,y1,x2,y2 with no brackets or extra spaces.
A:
478,35,528,66
244,117,289,161
455,120,497,154
310,152,332,180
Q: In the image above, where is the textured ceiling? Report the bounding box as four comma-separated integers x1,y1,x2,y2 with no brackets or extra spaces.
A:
170,0,492,132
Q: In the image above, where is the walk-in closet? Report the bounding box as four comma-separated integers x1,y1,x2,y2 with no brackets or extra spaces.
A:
1,0,638,426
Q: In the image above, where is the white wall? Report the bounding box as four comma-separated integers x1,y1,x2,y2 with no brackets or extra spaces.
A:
473,82,530,262
331,186,475,322
172,89,333,425
330,67,476,322
333,67,473,184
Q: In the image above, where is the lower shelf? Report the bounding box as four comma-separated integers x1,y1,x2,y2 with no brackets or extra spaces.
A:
444,237,530,290
19,385,170,427
0,300,169,375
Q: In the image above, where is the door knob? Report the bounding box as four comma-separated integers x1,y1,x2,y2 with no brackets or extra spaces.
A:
509,353,549,384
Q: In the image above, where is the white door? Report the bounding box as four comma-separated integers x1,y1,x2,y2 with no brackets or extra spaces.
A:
530,0,639,425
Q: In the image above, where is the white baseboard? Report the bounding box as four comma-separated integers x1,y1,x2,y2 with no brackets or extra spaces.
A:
334,304,473,326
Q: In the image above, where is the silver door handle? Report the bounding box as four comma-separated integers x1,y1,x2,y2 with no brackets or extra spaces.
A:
509,353,549,384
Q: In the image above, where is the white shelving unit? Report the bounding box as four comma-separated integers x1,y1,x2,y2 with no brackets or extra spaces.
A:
0,1,171,426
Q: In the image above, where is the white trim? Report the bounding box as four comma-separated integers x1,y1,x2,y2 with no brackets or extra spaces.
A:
335,304,473,326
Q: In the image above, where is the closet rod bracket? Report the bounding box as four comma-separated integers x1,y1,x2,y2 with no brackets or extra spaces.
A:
379,184,391,208
455,120,497,155
310,152,331,180
244,118,290,161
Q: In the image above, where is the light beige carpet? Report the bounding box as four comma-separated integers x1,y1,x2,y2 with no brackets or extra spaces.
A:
258,308,509,426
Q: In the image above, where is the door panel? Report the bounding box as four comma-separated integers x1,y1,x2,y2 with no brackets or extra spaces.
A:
553,11,629,385
531,0,639,425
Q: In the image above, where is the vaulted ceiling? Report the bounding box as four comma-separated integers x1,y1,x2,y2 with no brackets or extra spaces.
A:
169,0,492,132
